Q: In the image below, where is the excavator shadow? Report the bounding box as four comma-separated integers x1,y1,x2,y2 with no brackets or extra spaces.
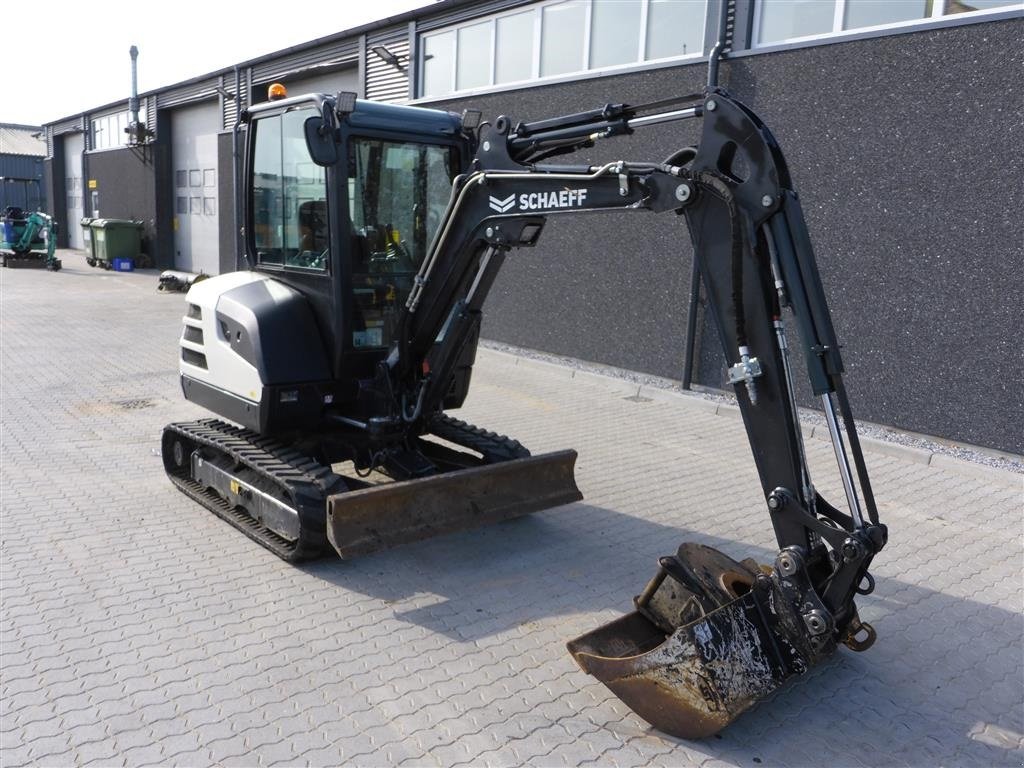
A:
296,502,1022,761
298,500,711,641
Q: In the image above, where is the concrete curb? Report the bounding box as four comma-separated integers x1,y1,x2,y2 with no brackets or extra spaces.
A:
478,347,1024,489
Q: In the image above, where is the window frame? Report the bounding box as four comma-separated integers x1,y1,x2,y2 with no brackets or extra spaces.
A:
247,104,333,276
88,107,148,153
751,0,1021,49
343,130,463,350
418,0,708,99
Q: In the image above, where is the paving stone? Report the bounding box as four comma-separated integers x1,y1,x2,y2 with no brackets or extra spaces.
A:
116,743,171,767
1,250,1022,768
299,745,349,767
24,733,73,761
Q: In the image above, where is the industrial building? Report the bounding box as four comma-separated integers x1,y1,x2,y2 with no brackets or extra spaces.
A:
41,0,1023,454
1,124,46,212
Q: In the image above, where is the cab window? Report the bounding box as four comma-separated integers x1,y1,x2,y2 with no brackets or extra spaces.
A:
348,138,456,348
251,107,329,271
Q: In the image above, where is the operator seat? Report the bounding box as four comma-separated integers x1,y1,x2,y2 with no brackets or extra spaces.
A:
298,200,327,252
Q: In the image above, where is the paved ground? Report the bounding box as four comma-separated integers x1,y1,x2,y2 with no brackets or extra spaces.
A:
2,250,1022,768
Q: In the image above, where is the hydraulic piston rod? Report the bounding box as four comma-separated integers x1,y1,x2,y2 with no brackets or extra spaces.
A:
822,392,866,529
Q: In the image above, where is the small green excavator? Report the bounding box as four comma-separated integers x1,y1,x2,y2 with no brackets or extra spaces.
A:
1,207,61,270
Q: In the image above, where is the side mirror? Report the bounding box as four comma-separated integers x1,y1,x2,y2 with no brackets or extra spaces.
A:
304,110,338,166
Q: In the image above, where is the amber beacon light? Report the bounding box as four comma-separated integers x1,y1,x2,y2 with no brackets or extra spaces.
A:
268,83,287,101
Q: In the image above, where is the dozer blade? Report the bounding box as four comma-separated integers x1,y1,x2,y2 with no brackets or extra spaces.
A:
327,449,582,558
567,543,818,739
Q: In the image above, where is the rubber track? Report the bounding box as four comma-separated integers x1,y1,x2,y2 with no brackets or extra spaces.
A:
427,413,531,462
163,419,344,562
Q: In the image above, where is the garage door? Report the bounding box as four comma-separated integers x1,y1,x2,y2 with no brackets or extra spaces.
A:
171,101,221,274
64,132,85,250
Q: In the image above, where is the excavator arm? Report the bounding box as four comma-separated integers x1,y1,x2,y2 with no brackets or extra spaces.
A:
382,87,887,737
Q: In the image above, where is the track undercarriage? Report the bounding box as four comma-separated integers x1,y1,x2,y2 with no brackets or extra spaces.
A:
1,251,62,269
162,414,582,562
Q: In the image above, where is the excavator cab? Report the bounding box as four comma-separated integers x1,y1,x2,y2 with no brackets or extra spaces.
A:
244,94,471,407
165,88,582,562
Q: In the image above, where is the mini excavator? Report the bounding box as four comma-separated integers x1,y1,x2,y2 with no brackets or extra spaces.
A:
1,207,61,270
162,49,887,738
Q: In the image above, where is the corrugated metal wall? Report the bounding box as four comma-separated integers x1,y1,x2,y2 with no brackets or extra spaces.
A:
157,79,221,110
0,153,45,211
145,96,158,136
365,27,411,102
0,154,44,178
250,39,359,84
221,74,243,132
49,117,85,137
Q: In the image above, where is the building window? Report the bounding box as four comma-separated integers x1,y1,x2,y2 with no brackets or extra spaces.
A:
754,0,1020,46
423,31,455,97
647,0,708,59
457,21,492,89
495,12,534,83
540,1,587,77
420,0,707,98
590,0,641,69
89,108,146,151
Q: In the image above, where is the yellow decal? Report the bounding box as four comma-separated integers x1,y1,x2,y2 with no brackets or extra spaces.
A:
88,179,97,189
229,480,240,495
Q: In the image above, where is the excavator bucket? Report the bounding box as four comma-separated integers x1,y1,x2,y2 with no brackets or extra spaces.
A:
326,449,582,558
567,543,816,739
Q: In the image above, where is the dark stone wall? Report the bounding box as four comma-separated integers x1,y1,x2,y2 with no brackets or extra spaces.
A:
85,147,160,265
422,18,1024,454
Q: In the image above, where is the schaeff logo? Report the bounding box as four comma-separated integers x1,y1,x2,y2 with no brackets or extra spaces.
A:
488,188,589,213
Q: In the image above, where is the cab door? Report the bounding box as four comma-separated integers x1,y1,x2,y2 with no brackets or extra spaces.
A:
247,105,337,366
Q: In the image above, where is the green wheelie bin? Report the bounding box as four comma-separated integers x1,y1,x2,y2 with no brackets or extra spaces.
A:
90,218,143,270
80,217,98,266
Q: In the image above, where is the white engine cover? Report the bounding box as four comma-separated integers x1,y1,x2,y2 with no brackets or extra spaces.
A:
179,271,269,405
